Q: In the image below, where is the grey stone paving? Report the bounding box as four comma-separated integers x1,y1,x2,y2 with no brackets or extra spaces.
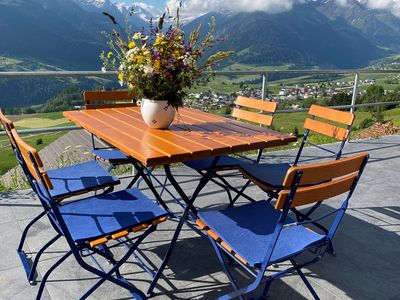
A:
0,135,399,299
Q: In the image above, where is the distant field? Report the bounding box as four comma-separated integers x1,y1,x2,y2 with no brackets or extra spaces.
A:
15,117,71,129
0,131,66,175
1,107,399,176
11,111,73,129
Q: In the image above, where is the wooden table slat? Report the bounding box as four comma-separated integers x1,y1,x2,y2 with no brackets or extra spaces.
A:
64,107,296,166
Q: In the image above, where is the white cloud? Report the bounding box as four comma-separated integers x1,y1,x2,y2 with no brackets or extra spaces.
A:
363,0,400,17
165,0,400,21
165,0,295,21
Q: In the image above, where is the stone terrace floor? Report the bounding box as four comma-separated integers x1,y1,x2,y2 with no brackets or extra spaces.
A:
0,135,399,299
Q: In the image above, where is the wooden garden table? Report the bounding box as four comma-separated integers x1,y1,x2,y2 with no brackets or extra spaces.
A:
63,106,296,166
64,106,296,294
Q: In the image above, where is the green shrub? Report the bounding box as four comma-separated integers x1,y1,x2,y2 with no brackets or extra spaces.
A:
359,118,374,129
36,138,43,145
292,126,299,137
373,110,384,123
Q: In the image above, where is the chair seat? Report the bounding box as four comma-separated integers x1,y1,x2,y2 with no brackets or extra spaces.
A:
184,155,242,171
60,188,168,244
40,161,120,200
92,149,129,164
239,162,292,190
198,200,325,267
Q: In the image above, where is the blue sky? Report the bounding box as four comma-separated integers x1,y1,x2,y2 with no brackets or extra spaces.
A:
139,0,165,8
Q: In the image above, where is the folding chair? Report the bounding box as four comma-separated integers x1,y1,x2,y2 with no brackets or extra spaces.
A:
0,110,122,283
12,128,168,299
83,90,136,169
239,104,355,198
196,152,369,299
184,96,277,205
239,105,355,254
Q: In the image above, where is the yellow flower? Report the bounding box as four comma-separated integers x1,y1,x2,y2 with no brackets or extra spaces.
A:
128,41,136,49
118,73,124,80
155,36,163,45
107,51,113,58
153,60,161,73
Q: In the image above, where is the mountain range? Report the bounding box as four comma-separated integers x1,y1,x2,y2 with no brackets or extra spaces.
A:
1,0,399,70
1,0,400,107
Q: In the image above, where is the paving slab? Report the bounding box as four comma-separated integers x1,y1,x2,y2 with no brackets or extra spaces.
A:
0,135,399,299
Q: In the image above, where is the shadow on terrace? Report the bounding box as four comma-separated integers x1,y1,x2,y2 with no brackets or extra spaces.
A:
0,134,399,299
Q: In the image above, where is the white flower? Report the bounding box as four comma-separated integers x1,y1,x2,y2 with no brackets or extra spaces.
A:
119,79,124,86
133,32,141,39
142,66,154,74
101,67,106,73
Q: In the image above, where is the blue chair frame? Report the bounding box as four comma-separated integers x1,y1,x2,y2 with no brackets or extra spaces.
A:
0,112,123,285
183,96,278,206
12,128,170,299
196,152,368,299
238,105,355,254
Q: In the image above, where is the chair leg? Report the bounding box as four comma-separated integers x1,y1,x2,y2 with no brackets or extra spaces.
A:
146,210,188,296
290,259,320,300
262,278,273,297
17,211,47,252
209,177,234,205
209,238,245,300
79,231,150,300
28,234,62,284
227,180,251,208
17,211,47,282
36,251,73,300
326,240,336,255
217,176,255,206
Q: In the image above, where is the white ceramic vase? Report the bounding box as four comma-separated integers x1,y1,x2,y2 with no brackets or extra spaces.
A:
140,99,176,129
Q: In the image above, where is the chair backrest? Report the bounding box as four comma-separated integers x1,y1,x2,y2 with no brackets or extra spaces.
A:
255,152,368,282
304,104,355,141
83,90,136,109
231,96,277,127
294,105,355,165
0,108,17,149
11,128,53,190
275,152,368,210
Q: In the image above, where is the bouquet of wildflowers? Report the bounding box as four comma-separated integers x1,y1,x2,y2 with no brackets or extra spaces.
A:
101,11,232,108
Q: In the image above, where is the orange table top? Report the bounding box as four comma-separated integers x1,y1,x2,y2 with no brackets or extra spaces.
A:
64,107,297,167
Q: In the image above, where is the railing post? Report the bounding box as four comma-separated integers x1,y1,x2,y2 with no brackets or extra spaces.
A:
350,72,359,114
261,73,268,100
348,72,359,142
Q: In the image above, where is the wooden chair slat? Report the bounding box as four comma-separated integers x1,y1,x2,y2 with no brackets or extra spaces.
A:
11,129,53,190
85,103,137,109
282,152,368,187
83,91,134,101
231,108,274,127
0,109,16,148
83,91,136,109
275,173,357,209
309,104,355,126
303,118,349,141
235,96,277,113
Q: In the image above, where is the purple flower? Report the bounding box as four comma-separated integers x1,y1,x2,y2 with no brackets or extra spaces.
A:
184,44,192,52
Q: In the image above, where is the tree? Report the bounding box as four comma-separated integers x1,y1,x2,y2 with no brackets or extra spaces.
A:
329,93,351,106
360,84,385,112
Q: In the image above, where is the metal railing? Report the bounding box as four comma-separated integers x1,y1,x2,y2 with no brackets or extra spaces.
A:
1,69,400,136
